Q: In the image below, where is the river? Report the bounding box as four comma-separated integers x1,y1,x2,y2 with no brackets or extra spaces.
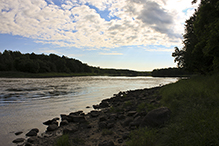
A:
0,76,178,146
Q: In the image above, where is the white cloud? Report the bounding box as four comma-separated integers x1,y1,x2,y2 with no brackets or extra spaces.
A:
0,0,200,51
99,51,123,55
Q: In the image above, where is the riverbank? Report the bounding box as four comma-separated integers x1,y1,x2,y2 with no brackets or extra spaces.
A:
11,74,219,146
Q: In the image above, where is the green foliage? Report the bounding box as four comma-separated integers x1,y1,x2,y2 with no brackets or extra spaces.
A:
137,102,160,113
123,100,132,108
152,67,191,77
173,0,219,74
109,106,122,113
126,127,158,146
159,74,219,146
55,134,71,146
0,50,150,76
71,137,85,145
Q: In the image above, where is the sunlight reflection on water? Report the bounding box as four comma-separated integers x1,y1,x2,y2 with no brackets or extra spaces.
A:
0,76,178,146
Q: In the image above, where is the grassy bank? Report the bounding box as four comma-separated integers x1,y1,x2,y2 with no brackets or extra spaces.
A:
127,74,219,146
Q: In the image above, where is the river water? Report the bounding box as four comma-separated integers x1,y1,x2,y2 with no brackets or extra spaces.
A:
0,76,178,146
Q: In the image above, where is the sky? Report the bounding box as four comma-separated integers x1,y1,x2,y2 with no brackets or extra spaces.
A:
0,0,200,71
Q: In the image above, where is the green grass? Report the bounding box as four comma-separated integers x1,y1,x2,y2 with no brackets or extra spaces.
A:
55,134,71,146
127,74,219,146
158,74,219,146
126,127,158,146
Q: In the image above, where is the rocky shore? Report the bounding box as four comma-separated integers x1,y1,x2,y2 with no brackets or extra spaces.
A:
12,86,171,146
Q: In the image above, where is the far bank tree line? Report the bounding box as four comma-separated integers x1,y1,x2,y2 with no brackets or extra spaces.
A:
0,50,149,76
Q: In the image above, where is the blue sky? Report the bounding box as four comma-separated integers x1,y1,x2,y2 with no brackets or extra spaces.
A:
0,0,200,71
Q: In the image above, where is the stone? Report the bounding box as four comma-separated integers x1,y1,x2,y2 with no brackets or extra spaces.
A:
99,101,110,108
12,138,25,143
90,110,100,117
129,116,142,128
122,117,133,127
27,137,37,144
118,138,123,143
47,124,58,132
68,115,86,123
15,131,23,135
99,116,107,122
25,142,32,146
98,140,115,146
63,127,78,134
43,118,59,126
140,107,171,127
122,132,130,140
60,120,68,126
26,128,39,136
60,114,69,121
98,121,107,129
86,106,91,108
93,104,100,109
69,111,83,116
126,111,137,117
107,123,114,129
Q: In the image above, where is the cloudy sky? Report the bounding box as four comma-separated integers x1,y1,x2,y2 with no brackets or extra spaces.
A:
0,0,200,71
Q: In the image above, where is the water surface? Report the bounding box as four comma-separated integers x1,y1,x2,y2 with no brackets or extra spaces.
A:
0,76,178,146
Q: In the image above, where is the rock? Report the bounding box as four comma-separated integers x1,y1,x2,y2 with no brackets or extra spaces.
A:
68,115,86,123
126,111,137,117
140,107,171,127
99,116,107,122
27,137,37,144
47,124,58,132
60,114,69,121
25,142,32,146
86,106,91,108
26,128,39,136
99,100,110,108
122,132,130,140
15,131,23,135
60,119,68,126
122,117,133,127
93,104,100,109
98,140,115,146
90,110,100,117
43,118,59,126
98,121,107,129
63,127,78,134
69,111,83,116
12,138,25,143
129,116,142,128
118,138,123,143
107,123,114,129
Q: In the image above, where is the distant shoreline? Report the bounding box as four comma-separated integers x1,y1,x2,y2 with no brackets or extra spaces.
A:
0,71,190,78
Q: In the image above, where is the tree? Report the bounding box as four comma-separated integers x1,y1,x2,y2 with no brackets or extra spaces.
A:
173,0,219,74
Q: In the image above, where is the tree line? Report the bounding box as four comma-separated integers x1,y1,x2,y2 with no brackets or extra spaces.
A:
152,68,191,77
0,50,149,76
172,0,219,75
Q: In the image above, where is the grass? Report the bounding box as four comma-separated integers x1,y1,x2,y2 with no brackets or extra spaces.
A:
55,134,71,146
126,127,158,146
127,74,219,146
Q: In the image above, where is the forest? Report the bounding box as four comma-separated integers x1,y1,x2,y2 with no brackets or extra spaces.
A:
152,68,191,77
0,50,150,76
172,0,219,75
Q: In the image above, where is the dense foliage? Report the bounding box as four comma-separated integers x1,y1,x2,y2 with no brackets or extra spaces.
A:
172,0,219,74
152,67,191,77
0,50,149,76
